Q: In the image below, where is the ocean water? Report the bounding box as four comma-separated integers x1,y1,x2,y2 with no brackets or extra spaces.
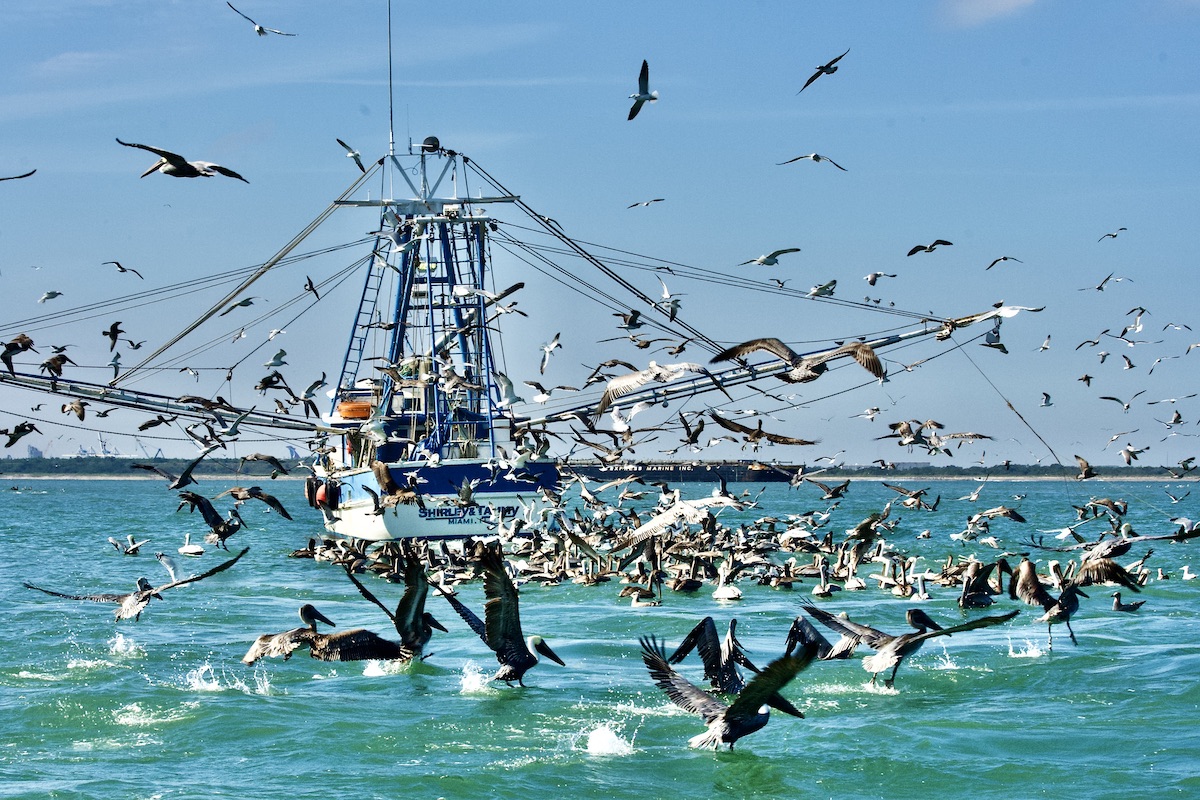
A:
3,476,1199,799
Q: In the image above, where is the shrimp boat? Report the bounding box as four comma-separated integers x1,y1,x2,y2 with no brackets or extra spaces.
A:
0,132,1038,542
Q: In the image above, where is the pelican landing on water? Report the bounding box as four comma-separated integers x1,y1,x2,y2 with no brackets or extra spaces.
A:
436,543,565,685
801,604,1018,688
23,547,248,622
641,635,817,749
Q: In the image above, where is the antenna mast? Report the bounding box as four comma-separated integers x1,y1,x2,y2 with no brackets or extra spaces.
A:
387,0,396,156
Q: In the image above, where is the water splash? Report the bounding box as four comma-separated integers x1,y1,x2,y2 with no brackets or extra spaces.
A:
584,724,634,756
108,632,144,658
364,659,412,677
1007,636,1045,658
930,643,958,671
185,663,223,692
113,701,198,727
459,661,496,694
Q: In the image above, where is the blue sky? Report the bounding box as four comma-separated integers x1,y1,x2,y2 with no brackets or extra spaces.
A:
1,0,1198,469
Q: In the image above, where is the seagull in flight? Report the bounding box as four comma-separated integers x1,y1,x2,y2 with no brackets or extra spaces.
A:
627,198,665,208
1098,227,1127,241
336,139,366,173
740,248,801,266
226,2,296,36
986,256,1022,270
777,153,846,170
117,138,248,182
798,48,849,93
628,60,658,120
103,261,143,279
907,239,953,256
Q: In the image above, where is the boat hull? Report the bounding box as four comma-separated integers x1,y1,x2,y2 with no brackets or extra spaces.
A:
315,458,559,541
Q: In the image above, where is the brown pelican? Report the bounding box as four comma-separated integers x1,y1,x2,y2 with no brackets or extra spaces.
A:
116,138,249,182
801,604,1018,688
1,333,37,374
130,444,218,490
340,541,446,656
242,604,415,664
436,544,564,685
23,547,247,621
213,485,293,519
627,60,657,120
712,338,885,384
640,635,816,749
1011,557,1137,647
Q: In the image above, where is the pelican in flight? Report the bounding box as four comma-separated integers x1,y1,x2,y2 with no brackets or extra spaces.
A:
23,547,248,621
640,635,817,749
436,544,565,685
801,603,1017,688
116,138,249,182
668,616,758,694
627,59,658,120
226,2,296,36
712,338,885,384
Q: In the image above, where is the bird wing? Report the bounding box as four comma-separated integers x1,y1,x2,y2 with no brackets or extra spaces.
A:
0,169,36,181
153,546,248,592
1074,557,1140,592
596,368,655,416
1012,561,1056,609
707,413,754,436
766,248,801,259
628,99,646,121
725,644,817,725
242,627,315,664
435,582,488,644
115,138,184,166
917,609,1019,641
640,635,729,723
667,616,719,670
308,628,408,661
785,615,833,659
205,164,250,183
711,337,798,364
226,2,256,23
480,547,525,657
341,564,398,624
23,582,128,604
637,59,649,93
762,430,819,446
801,604,891,650
131,462,177,483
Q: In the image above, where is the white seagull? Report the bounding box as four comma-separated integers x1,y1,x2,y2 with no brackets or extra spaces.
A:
740,248,801,266
628,60,658,120
226,2,296,36
777,153,846,170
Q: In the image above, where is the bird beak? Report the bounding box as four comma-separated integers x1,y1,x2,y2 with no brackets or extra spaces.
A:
1076,588,1089,598
139,163,159,179
767,693,805,719
425,612,447,633
534,638,565,666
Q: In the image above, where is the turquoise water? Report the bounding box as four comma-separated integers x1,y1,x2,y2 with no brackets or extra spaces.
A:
4,477,1199,799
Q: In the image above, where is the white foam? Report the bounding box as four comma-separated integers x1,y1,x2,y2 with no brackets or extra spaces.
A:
1007,637,1045,658
584,724,634,756
459,661,497,694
